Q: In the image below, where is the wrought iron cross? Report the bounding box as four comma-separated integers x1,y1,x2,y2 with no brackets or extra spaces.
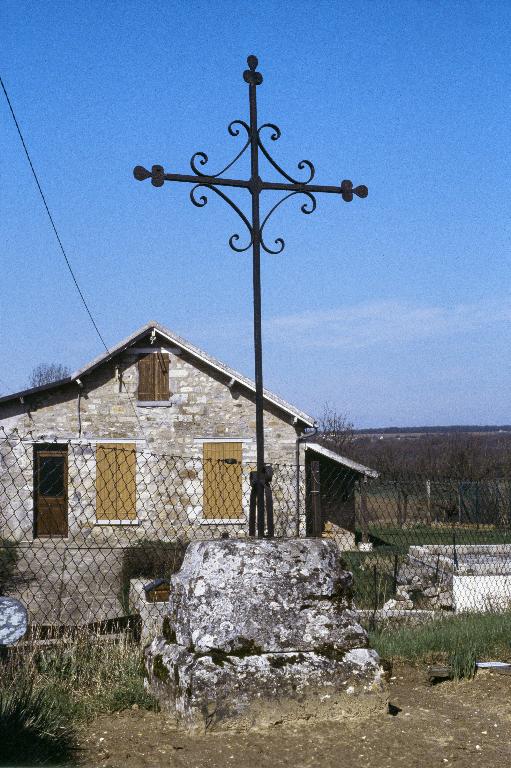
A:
133,55,367,539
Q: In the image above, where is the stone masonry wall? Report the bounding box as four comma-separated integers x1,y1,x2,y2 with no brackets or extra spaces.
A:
0,345,302,461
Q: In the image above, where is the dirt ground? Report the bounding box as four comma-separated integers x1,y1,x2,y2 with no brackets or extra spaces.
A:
79,664,511,768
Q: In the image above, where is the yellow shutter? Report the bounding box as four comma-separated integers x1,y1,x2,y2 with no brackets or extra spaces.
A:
203,442,242,519
116,444,137,520
96,443,136,520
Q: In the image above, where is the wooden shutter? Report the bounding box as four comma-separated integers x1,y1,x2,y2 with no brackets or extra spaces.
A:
203,442,243,519
203,443,225,520
96,444,136,520
138,354,155,400
154,353,170,400
138,353,170,401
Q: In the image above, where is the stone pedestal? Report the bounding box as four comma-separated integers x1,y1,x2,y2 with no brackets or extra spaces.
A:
145,538,387,731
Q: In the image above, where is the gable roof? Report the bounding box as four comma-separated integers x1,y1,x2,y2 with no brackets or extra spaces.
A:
305,442,379,478
0,321,315,428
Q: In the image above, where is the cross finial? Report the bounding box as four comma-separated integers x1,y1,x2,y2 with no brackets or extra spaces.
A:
244,55,263,86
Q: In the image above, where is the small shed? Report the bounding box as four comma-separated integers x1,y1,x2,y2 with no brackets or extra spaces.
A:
304,443,378,549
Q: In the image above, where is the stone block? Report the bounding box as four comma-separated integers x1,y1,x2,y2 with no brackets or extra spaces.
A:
168,539,366,653
129,578,168,644
146,639,387,732
145,538,386,731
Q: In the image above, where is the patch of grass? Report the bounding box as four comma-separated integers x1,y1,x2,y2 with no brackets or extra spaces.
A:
370,611,511,679
365,524,511,552
342,551,398,610
0,675,76,766
28,629,157,720
1,628,157,764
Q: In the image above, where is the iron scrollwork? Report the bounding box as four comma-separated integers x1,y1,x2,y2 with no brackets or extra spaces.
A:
187,118,321,255
190,120,250,178
190,183,253,253
257,123,315,185
259,191,317,254
187,119,255,252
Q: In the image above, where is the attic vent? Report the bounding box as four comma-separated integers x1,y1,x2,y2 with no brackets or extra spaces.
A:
138,353,170,401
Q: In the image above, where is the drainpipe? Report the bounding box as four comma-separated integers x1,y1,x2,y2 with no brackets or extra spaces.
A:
75,379,83,438
295,423,318,536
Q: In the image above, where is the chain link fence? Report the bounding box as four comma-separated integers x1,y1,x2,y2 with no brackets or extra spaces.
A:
2,428,511,630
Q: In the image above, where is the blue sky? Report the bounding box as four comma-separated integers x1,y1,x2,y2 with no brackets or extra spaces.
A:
1,1,510,427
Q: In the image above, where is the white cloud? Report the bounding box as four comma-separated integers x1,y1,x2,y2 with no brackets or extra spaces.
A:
267,299,511,350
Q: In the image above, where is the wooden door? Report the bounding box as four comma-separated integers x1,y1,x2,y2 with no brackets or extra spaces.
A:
96,443,136,520
203,442,243,519
34,448,68,537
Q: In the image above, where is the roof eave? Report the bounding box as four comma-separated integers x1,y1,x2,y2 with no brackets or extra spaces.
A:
0,377,74,405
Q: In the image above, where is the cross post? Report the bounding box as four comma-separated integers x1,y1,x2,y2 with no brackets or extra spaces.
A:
134,55,367,538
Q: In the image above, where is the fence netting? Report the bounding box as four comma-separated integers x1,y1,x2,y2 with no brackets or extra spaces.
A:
1,428,511,629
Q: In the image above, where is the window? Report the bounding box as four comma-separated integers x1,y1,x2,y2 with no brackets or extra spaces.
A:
137,353,170,401
96,443,136,521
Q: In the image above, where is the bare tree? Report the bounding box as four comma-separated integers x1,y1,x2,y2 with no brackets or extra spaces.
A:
29,363,70,388
350,430,511,479
317,404,355,454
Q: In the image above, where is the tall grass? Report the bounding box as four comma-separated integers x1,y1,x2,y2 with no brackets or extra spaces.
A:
0,628,156,765
0,675,76,766
370,611,511,679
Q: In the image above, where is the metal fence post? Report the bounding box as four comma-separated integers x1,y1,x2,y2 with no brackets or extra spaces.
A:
360,476,368,543
310,460,322,538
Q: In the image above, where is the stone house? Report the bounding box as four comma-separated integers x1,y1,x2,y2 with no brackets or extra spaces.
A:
0,321,317,622
0,320,315,534
0,321,377,624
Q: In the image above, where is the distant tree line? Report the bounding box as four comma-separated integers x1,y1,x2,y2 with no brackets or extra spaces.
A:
317,406,511,480
356,425,511,435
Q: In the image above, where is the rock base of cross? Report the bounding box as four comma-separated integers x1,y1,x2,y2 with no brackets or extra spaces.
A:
145,538,388,732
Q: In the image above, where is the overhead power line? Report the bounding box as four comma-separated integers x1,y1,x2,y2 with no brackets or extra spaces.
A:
0,75,110,353
0,75,148,440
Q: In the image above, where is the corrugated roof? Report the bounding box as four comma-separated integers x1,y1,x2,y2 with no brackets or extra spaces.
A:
0,321,315,427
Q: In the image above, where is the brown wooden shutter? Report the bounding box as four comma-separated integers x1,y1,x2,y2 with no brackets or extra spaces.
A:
138,354,155,400
116,444,137,520
154,353,170,400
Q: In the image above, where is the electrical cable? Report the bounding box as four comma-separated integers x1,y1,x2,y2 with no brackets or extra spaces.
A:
0,75,149,441
1,76,110,353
